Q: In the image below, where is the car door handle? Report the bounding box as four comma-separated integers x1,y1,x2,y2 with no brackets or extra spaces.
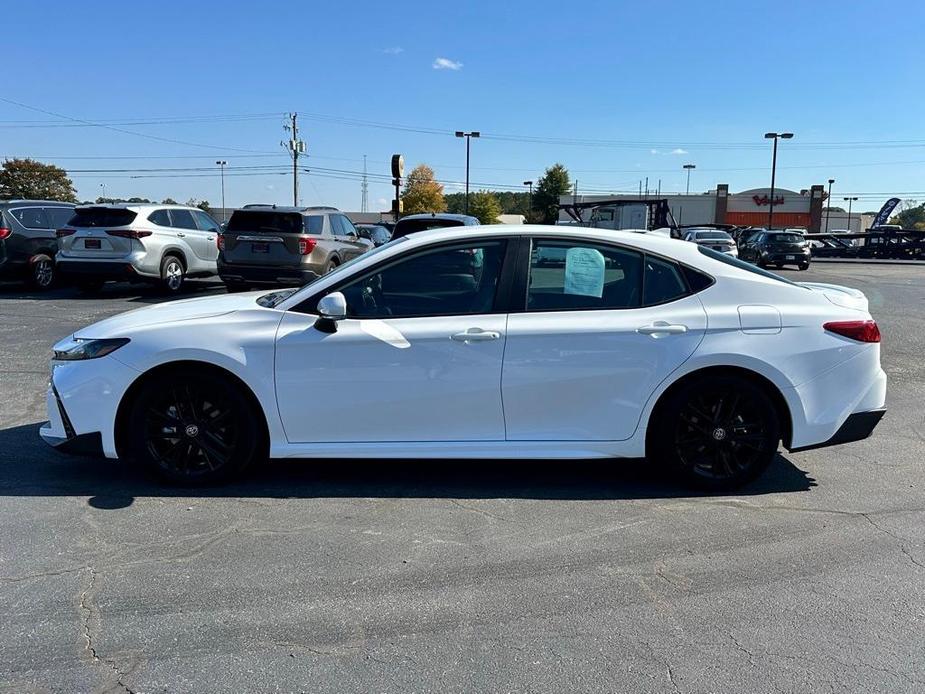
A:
451,329,501,343
176,232,186,238
637,322,688,335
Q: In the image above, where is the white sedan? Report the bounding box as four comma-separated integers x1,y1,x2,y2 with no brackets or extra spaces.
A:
41,226,887,490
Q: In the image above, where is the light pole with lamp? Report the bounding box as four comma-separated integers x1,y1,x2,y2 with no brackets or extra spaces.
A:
844,196,858,233
455,131,480,214
216,160,227,223
683,163,696,195
825,178,835,232
764,132,793,230
523,180,533,217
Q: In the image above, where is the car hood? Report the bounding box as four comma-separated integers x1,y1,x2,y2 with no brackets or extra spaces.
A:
798,282,869,312
73,291,267,339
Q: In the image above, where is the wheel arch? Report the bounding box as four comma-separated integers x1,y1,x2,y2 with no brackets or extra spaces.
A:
160,247,188,270
113,360,270,459
644,365,794,453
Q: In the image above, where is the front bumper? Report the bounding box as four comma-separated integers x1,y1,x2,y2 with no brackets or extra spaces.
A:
39,384,105,456
790,408,886,453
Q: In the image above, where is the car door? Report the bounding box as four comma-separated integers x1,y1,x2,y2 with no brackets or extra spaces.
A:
275,238,512,443
332,215,371,261
168,209,209,262
193,210,221,262
501,237,708,441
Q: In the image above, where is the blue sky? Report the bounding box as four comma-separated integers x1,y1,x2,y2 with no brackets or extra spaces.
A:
3,0,924,212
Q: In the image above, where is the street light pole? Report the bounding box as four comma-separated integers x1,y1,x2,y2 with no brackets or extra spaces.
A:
683,163,696,195
764,132,793,230
523,180,533,217
455,130,480,214
825,178,834,232
216,160,227,223
844,196,858,233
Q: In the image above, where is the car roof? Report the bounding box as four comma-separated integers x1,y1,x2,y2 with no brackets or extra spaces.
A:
237,205,338,214
0,199,76,207
397,213,479,224
73,203,204,211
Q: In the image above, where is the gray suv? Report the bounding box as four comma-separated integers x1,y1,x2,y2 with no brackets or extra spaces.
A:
217,206,373,290
0,200,76,289
56,203,222,293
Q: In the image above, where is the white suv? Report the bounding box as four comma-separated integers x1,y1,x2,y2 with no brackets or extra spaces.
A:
56,203,222,293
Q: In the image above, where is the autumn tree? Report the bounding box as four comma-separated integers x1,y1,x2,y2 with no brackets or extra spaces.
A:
532,163,572,224
0,158,77,202
401,164,445,214
468,190,502,224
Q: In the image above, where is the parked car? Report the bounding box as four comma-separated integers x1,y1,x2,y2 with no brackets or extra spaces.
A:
355,223,392,247
391,212,480,239
0,200,76,289
682,228,738,257
217,206,373,290
42,225,885,492
739,230,811,270
56,203,222,293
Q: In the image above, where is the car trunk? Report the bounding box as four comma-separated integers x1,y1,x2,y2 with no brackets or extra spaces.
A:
222,211,310,267
60,208,140,259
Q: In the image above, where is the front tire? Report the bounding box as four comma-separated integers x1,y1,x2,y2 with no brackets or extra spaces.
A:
160,255,186,294
126,370,263,485
798,262,810,271
649,375,780,491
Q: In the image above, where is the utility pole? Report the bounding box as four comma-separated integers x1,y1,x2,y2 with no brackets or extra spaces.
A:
216,160,227,223
455,131,480,214
282,113,305,206
361,155,369,213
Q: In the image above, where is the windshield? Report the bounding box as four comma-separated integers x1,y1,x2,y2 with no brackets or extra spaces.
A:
768,233,805,244
392,218,464,238
697,246,803,287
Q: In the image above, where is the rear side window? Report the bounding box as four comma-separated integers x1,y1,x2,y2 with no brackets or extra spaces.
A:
528,240,643,311
169,209,198,230
226,211,304,234
304,215,323,234
10,207,50,229
45,207,75,229
643,256,688,305
148,209,171,227
68,208,137,227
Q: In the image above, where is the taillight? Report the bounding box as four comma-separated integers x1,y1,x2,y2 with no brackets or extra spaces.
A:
299,237,317,255
217,234,225,251
824,320,881,343
105,229,152,239
56,228,76,238
0,227,11,240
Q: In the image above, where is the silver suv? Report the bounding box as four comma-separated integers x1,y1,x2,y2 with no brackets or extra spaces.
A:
56,203,222,293
217,206,373,290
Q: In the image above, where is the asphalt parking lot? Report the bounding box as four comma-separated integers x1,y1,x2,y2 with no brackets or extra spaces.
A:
1,265,923,693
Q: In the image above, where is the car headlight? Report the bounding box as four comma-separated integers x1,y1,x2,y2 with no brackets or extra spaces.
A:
53,338,130,361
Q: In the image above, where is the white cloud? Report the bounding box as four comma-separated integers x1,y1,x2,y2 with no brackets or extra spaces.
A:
433,57,463,71
376,197,388,207
265,184,275,191
651,148,689,156
382,46,404,55
650,149,659,155
670,148,688,155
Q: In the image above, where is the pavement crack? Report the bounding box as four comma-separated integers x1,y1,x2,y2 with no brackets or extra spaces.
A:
448,499,510,522
78,567,136,694
665,659,682,693
860,513,925,570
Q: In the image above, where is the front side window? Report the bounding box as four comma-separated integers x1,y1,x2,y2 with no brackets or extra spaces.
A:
11,207,50,229
169,209,198,230
528,240,643,311
339,241,506,318
193,210,220,232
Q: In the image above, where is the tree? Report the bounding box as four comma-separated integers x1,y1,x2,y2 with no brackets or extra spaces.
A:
161,197,178,205
890,200,925,229
0,158,77,202
186,197,211,212
401,164,445,214
446,190,529,216
532,163,571,224
468,190,502,224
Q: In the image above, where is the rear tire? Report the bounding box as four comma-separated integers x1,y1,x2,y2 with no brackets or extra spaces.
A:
649,374,780,491
324,258,339,274
126,369,262,485
28,256,56,290
160,255,186,294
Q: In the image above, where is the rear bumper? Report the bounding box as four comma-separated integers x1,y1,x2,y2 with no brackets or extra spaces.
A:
57,260,144,281
218,262,319,287
790,408,886,453
763,252,811,264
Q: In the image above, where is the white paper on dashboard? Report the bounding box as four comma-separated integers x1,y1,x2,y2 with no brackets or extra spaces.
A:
563,247,605,297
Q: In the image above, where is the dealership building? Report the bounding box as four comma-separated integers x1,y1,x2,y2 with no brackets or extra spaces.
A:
559,184,868,233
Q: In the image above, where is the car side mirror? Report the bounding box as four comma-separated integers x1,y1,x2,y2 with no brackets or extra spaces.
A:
315,291,347,333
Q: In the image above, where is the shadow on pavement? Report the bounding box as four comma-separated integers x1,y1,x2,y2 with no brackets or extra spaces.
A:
0,280,225,303
0,423,816,509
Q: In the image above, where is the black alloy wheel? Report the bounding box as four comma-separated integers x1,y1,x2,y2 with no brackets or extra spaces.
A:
127,371,262,485
652,375,780,491
29,256,55,289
